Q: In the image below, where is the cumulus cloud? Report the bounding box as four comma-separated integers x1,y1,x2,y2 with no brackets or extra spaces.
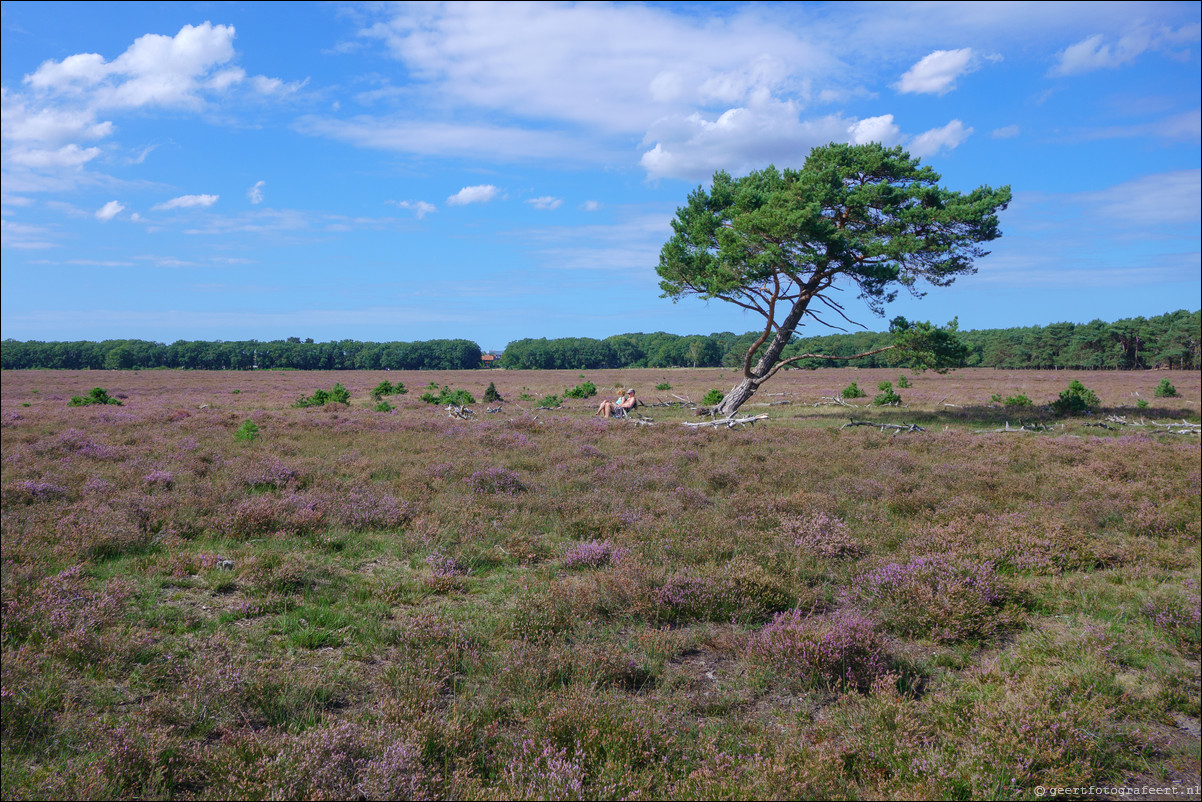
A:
247,180,265,204
908,119,974,157
28,23,239,110
526,196,562,211
447,185,498,206
95,200,124,221
1050,23,1200,76
641,100,850,181
153,193,219,211
848,114,903,146
395,200,436,219
894,48,981,95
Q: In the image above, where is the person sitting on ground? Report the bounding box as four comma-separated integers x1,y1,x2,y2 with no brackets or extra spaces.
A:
596,389,636,418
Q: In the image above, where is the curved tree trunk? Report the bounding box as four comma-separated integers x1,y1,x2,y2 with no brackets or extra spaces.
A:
714,377,760,417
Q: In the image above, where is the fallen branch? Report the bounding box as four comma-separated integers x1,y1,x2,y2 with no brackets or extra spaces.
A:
445,403,475,419
985,421,1053,433
813,396,857,407
840,420,926,435
682,414,769,429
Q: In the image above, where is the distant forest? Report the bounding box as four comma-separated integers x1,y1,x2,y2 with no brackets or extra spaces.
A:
2,310,1198,371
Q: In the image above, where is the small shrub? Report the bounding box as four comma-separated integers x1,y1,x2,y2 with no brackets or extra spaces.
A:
370,380,407,401
294,383,350,408
68,387,122,407
419,386,476,405
537,394,562,408
702,389,724,405
1051,380,1099,416
564,380,597,399
872,381,901,406
841,381,866,399
1004,393,1033,408
850,556,1018,644
234,419,259,442
1153,378,1178,398
563,540,629,570
374,401,394,412
655,382,672,391
483,381,502,403
467,467,526,494
1137,398,1149,409
896,375,911,388
746,610,892,692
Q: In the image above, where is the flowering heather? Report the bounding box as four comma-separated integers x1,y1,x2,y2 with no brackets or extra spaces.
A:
141,469,175,489
1142,583,1202,652
1,367,1198,800
499,738,587,800
467,466,527,494
329,488,413,530
237,456,300,489
849,556,1018,643
229,491,326,537
424,551,468,577
781,511,862,560
2,479,69,504
746,609,892,691
562,539,629,569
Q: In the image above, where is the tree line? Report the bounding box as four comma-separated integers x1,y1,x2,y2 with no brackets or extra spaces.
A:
2,310,1196,372
501,310,1199,371
0,337,482,371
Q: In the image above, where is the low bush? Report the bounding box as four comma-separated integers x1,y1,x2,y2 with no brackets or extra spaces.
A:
418,385,476,405
872,381,902,406
370,380,407,401
746,610,892,691
484,381,502,403
1051,380,1099,415
702,389,724,405
655,382,672,391
234,419,260,442
1154,378,1178,398
294,383,350,408
68,387,122,406
841,381,866,399
564,381,597,399
992,392,1033,408
849,556,1020,644
896,375,911,388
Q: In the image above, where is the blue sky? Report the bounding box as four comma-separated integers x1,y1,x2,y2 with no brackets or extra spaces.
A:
2,1,1199,351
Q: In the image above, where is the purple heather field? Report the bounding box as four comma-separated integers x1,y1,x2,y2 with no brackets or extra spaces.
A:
2,367,1199,800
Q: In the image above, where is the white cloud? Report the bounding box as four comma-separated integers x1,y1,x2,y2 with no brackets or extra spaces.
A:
7,143,102,168
848,114,903,146
0,219,58,249
991,125,1021,139
247,180,266,204
1050,23,1202,76
95,200,124,221
154,194,219,211
295,116,613,165
395,200,436,219
27,23,239,110
581,200,601,212
447,185,498,206
894,48,980,95
641,100,851,181
360,3,830,137
1078,169,1201,227
526,196,562,211
908,119,974,157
